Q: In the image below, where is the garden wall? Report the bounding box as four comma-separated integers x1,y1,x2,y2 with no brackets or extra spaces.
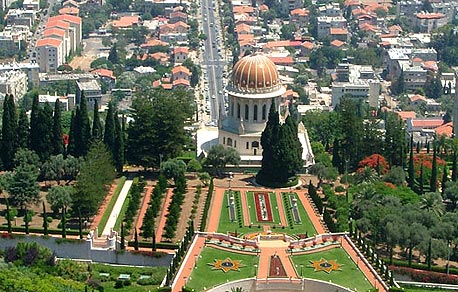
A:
0,234,173,267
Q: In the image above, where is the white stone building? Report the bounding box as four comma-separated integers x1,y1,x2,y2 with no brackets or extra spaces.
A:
0,70,28,102
218,53,314,166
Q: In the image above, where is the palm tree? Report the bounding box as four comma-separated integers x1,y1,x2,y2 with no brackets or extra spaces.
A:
355,166,379,184
420,192,445,218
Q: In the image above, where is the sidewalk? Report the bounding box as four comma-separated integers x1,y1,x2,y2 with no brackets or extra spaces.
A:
101,178,133,237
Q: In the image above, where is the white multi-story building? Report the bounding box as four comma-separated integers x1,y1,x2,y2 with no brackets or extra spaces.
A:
23,0,39,10
318,2,341,17
0,25,30,55
0,70,28,102
36,38,65,72
76,80,102,109
317,16,347,39
6,9,36,27
42,27,71,57
48,14,82,49
331,64,381,108
0,62,39,85
280,0,304,16
39,94,73,111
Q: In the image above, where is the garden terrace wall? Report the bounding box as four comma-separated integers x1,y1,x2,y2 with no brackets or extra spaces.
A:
0,234,173,266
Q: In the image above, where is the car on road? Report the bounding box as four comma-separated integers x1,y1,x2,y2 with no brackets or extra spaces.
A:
212,95,216,99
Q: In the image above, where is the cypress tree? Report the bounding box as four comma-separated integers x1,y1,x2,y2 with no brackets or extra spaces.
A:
103,102,115,152
152,228,157,251
1,94,17,170
113,112,124,173
408,135,415,189
39,102,54,161
427,237,432,270
24,206,29,234
426,142,430,153
29,93,40,149
61,207,67,238
17,108,29,149
258,100,279,183
416,141,420,154
91,99,103,141
77,92,91,157
452,151,458,182
430,143,437,192
52,100,64,155
442,164,448,195
67,111,77,156
419,162,424,195
6,199,11,233
42,201,48,236
134,228,139,251
120,222,125,250
78,208,83,239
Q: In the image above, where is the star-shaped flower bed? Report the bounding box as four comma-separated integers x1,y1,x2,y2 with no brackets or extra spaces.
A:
309,258,343,274
209,258,243,273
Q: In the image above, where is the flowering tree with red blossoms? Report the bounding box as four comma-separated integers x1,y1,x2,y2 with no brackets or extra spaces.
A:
358,154,389,174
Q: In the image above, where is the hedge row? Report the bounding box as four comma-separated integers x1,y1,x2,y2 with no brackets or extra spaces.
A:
392,265,458,285
127,241,178,250
140,175,168,239
163,175,187,240
0,226,88,236
308,181,323,214
282,193,295,228
389,258,458,275
124,178,146,230
199,178,214,232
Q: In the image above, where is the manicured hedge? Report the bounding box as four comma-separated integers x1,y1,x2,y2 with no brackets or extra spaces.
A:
199,178,214,232
0,226,88,236
127,240,179,250
389,258,458,275
98,176,127,237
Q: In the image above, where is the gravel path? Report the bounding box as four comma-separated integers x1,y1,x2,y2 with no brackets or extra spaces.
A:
101,178,133,236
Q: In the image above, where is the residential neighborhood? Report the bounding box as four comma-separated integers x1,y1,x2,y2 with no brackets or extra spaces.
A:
0,0,458,291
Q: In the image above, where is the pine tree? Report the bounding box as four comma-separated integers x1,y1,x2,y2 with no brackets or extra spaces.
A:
419,163,424,195
17,107,29,149
1,94,18,170
67,111,77,156
408,135,415,189
42,201,48,235
430,143,438,192
113,112,124,173
108,43,118,64
134,228,139,251
52,100,64,155
453,151,458,182
103,102,115,152
141,207,154,238
91,99,103,141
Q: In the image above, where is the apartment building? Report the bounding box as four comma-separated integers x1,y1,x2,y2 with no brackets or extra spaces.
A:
331,64,381,108
415,12,447,33
280,0,304,16
317,16,347,39
76,80,102,109
36,38,65,72
48,14,82,48
0,70,28,102
6,9,36,27
0,62,39,85
22,0,39,10
0,25,29,56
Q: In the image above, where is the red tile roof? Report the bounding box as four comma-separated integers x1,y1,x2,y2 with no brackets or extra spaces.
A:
434,122,453,137
290,8,309,16
46,20,71,30
396,111,416,120
409,94,426,102
267,56,294,65
49,14,82,25
301,41,314,49
91,68,115,79
140,39,168,48
174,47,189,54
411,118,443,128
162,83,173,90
171,65,190,75
233,6,254,14
416,12,445,19
43,28,66,37
173,78,190,87
330,39,345,47
422,61,438,71
37,38,62,47
59,7,79,15
259,4,269,11
113,16,140,28
330,28,348,35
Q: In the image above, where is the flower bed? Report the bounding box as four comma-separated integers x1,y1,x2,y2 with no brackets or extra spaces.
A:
254,192,273,222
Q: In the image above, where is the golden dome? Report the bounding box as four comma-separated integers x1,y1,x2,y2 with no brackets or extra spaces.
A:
231,53,281,93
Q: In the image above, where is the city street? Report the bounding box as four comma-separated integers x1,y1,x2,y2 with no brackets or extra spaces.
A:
200,0,228,124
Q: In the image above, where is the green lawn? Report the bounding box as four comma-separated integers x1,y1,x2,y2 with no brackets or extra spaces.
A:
185,247,259,291
401,286,446,292
291,247,374,292
217,191,264,235
246,191,281,226
282,192,317,236
98,176,127,237
92,263,166,292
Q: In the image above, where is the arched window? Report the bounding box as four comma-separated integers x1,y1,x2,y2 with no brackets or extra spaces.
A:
227,138,233,146
223,137,226,144
262,104,267,120
237,103,240,118
245,104,249,120
253,104,258,121
252,141,259,148
246,142,249,149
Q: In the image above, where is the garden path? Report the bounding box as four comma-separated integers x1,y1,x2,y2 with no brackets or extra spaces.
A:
134,185,153,235
206,187,224,233
275,191,287,226
239,190,251,226
91,183,117,231
155,188,174,242
101,178,133,237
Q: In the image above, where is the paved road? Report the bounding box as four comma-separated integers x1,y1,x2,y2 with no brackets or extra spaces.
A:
101,178,134,237
200,0,227,123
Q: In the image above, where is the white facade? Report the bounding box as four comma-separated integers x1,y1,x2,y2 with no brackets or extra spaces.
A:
0,70,28,102
0,62,39,85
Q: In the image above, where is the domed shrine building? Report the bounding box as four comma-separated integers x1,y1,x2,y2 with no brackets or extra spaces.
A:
218,53,314,166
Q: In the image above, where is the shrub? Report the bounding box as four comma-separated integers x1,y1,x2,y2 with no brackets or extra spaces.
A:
46,216,53,223
335,185,345,192
114,279,124,289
